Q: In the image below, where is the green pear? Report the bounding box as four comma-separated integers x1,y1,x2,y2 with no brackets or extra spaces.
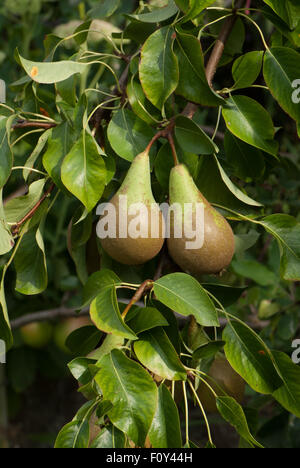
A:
100,150,165,265
167,164,235,276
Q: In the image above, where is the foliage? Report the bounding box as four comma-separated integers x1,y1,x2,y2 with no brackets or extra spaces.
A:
1,0,300,449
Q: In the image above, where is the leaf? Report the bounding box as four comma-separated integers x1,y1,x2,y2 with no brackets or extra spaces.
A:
23,129,51,181
149,384,182,448
231,258,278,286
193,341,226,360
18,53,90,84
0,190,14,256
127,1,178,23
82,269,121,308
263,47,300,122
95,349,158,447
175,32,223,106
213,155,263,207
223,322,282,394
154,273,219,327
55,421,90,448
175,116,218,154
224,130,265,182
91,424,125,448
216,397,263,448
127,307,169,334
127,77,160,125
232,51,264,90
107,108,156,162
263,0,300,29
90,286,137,340
14,226,48,295
222,95,278,156
4,179,46,224
272,350,300,418
61,131,106,212
43,122,76,190
0,116,13,188
203,284,247,308
181,0,217,22
260,214,300,281
134,328,187,381
68,357,97,384
88,0,120,18
139,26,179,110
66,326,102,356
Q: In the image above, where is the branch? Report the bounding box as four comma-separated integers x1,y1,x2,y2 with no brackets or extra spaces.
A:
11,307,90,330
121,280,154,319
12,121,57,130
11,183,55,235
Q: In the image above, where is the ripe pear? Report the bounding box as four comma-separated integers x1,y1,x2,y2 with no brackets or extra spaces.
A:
167,164,235,276
100,150,165,265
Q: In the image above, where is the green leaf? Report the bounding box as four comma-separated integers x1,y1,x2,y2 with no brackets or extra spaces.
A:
175,32,223,106
18,53,90,84
68,357,97,384
23,129,51,182
127,1,178,23
82,269,121,308
231,258,278,286
149,384,182,448
263,47,300,123
182,0,217,22
4,179,46,224
232,51,264,90
127,77,160,125
139,26,179,110
91,424,125,448
272,350,300,418
127,307,169,334
88,0,120,18
224,130,265,182
90,286,137,340
66,326,102,356
263,0,300,29
43,123,76,191
0,190,14,256
260,214,300,281
193,341,225,360
203,284,247,308
222,95,278,156
0,116,13,188
95,349,158,447
107,108,156,162
175,116,218,154
154,273,219,327
216,397,263,448
61,131,106,212
54,420,90,448
223,322,283,394
14,226,48,295
134,328,187,381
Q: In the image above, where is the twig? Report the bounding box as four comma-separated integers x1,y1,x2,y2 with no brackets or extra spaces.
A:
12,121,57,130
121,280,154,319
11,183,55,235
245,0,251,15
11,307,90,330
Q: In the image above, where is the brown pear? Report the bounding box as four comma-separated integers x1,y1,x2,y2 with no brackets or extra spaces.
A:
167,164,235,276
99,150,165,265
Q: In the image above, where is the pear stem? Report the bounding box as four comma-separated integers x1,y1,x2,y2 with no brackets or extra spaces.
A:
121,280,154,320
167,133,179,166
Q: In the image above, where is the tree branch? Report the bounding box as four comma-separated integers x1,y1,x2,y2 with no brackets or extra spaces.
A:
11,307,90,330
12,121,57,130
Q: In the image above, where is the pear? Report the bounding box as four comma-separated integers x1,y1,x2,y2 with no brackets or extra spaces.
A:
100,150,165,265
167,164,235,276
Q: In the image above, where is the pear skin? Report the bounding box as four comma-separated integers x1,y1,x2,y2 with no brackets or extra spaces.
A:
167,164,235,276
100,150,165,265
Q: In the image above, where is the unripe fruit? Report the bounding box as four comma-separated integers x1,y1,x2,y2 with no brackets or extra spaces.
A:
20,321,53,349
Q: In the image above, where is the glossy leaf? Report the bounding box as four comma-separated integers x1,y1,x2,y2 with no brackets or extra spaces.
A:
61,131,106,212
216,397,263,448
127,77,160,125
82,269,121,308
134,328,187,381
263,47,300,122
232,51,263,90
127,307,169,335
95,350,158,446
107,108,155,162
90,286,137,340
263,0,300,29
272,350,300,418
175,116,218,154
260,214,300,281
222,95,278,156
175,32,223,106
55,420,89,448
91,424,125,448
128,1,178,23
0,116,13,188
154,273,219,327
193,341,226,360
223,322,282,394
66,326,102,356
139,26,179,110
149,384,182,448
